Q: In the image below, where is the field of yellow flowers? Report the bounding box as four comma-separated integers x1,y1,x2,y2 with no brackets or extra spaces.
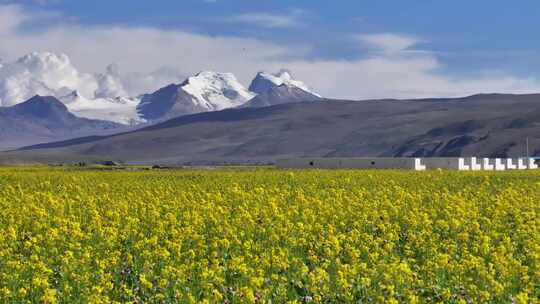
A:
0,167,538,303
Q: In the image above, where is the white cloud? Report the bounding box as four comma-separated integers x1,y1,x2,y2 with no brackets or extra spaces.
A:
0,51,96,106
357,33,423,54
1,4,540,101
225,12,301,28
0,4,292,97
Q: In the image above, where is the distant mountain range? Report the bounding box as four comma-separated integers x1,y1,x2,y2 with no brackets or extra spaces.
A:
0,52,320,149
137,70,322,122
0,95,121,150
241,84,322,108
2,52,540,164
137,71,255,122
6,93,540,164
0,52,319,124
0,52,141,125
248,70,320,96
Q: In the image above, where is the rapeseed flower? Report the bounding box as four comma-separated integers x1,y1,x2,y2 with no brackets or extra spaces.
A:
0,167,538,303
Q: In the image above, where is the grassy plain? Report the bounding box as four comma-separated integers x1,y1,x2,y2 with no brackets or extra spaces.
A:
0,167,538,303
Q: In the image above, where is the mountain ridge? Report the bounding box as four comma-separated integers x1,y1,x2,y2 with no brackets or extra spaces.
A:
248,70,319,96
137,71,255,122
0,95,124,150
1,52,322,126
241,84,323,108
8,93,540,164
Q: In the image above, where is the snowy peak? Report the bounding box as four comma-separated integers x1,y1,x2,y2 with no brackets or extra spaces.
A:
181,71,255,109
244,70,322,108
243,83,322,108
137,71,255,121
0,51,324,126
138,69,322,121
249,69,320,97
249,71,285,94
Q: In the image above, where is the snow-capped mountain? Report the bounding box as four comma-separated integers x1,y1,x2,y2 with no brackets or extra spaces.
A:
242,83,322,108
249,70,320,97
137,71,255,121
0,52,323,128
0,52,143,125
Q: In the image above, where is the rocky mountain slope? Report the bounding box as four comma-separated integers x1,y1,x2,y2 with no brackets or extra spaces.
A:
9,93,540,164
241,84,322,108
0,95,122,150
137,71,255,121
248,70,319,96
0,52,322,126
137,70,321,121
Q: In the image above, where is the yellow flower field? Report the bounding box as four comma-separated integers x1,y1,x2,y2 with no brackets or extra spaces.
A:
0,167,538,303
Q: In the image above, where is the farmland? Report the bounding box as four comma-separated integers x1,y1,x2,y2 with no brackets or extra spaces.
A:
0,167,538,303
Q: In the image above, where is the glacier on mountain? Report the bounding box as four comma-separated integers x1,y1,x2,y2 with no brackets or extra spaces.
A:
249,69,320,96
0,52,321,125
0,52,143,124
59,91,145,126
137,71,255,121
181,71,255,110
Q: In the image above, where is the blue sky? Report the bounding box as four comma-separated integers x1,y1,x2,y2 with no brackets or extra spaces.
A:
1,0,540,98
